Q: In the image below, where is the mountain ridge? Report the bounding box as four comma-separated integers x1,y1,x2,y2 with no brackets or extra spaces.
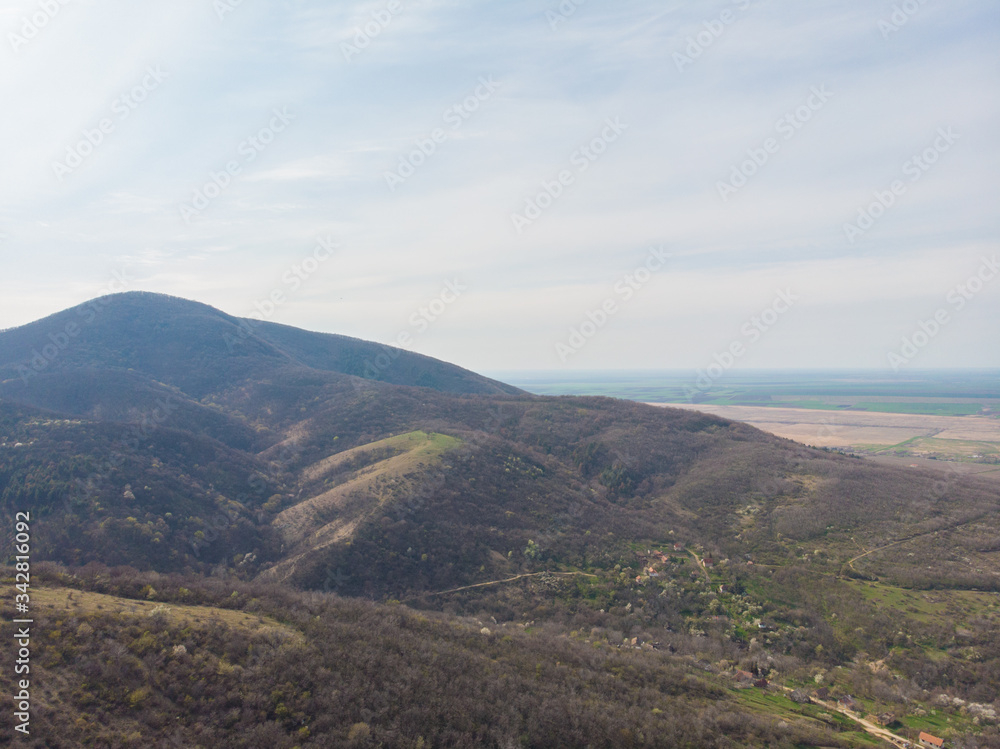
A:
1,292,999,747
0,291,521,399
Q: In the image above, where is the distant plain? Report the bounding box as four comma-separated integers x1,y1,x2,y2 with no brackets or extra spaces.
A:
499,370,1000,474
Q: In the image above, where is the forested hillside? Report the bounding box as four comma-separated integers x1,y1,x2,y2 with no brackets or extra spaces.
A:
1,293,998,747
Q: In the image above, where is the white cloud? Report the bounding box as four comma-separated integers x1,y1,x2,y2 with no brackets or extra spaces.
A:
1,0,997,370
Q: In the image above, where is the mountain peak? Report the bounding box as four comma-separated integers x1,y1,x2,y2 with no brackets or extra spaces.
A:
0,292,521,401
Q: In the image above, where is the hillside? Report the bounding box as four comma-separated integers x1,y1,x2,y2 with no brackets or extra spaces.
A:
1,293,999,747
0,567,871,748
0,291,518,407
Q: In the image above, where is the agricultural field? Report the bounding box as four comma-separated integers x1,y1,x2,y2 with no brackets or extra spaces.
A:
500,370,1000,418
649,403,1000,454
502,370,1000,466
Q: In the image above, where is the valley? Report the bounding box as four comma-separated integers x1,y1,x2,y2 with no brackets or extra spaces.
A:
1,294,998,747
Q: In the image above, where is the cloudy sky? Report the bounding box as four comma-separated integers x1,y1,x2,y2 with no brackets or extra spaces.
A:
1,0,998,373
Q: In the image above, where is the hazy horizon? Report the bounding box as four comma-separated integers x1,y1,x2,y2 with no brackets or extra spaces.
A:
2,0,998,373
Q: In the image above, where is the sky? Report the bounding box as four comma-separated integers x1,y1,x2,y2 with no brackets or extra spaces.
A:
1,0,998,374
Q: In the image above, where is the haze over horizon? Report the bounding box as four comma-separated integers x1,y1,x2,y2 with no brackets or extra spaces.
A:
2,0,998,373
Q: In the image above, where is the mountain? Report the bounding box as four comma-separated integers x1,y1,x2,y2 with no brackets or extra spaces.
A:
0,290,517,411
1,293,999,748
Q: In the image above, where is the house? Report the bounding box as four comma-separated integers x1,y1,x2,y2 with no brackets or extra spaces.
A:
732,669,754,683
673,543,684,552
813,687,830,700
838,695,862,711
918,732,944,748
873,713,896,726
789,689,811,704
704,557,715,567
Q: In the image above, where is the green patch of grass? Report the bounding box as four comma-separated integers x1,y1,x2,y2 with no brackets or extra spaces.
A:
905,437,1000,458
855,402,986,416
732,688,805,720
847,580,999,628
370,429,463,456
759,400,845,410
840,731,887,746
303,430,462,482
731,688,881,746
899,707,979,739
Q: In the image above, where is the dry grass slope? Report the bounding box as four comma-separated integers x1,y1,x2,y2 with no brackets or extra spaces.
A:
31,586,302,642
263,431,462,581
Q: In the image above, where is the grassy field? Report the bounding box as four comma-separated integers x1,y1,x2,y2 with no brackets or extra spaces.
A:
31,586,302,639
893,437,1000,460
301,429,462,483
846,581,1000,628
731,688,883,746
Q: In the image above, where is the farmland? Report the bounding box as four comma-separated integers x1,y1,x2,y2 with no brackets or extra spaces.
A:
650,403,1000,459
502,370,1000,467
499,370,1000,417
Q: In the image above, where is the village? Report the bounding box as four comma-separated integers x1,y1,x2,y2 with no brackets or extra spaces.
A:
625,542,983,749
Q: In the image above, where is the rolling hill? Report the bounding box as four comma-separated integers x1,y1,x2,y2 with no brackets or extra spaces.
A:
1,292,998,747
